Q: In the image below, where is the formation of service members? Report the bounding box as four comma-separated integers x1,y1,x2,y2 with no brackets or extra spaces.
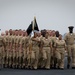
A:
0,26,75,70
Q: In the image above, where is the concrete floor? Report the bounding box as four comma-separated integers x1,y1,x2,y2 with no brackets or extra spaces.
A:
0,57,75,75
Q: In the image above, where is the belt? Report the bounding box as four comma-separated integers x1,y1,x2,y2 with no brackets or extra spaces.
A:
67,44,74,45
56,47,64,48
43,46,50,47
6,42,8,44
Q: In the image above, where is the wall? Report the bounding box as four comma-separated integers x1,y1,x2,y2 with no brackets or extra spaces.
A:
0,0,75,34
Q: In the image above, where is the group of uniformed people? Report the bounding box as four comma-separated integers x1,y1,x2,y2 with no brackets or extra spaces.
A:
0,26,75,70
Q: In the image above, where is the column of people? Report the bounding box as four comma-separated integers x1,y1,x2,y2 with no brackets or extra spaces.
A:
0,26,75,70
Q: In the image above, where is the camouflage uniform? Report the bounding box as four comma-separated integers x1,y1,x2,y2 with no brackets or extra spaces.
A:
8,35,13,67
1,35,6,67
0,36,5,69
12,35,16,68
51,36,57,68
30,37,40,69
38,35,43,67
41,37,52,69
15,35,19,68
54,39,66,69
20,36,29,68
18,35,22,68
26,36,32,68
5,34,10,67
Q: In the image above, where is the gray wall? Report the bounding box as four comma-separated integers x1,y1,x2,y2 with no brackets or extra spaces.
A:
0,0,75,34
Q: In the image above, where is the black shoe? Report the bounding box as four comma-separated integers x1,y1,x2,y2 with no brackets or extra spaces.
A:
10,65,12,68
57,66,60,69
22,66,25,69
51,67,54,69
3,64,5,68
72,67,75,69
53,66,56,69
19,66,21,69
67,65,70,69
12,65,15,69
50,65,54,69
53,65,57,69
5,64,7,68
45,68,50,70
60,68,64,70
0,66,2,70
16,65,18,69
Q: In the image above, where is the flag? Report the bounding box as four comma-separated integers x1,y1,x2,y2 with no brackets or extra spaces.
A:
26,17,39,35
33,17,39,31
26,22,33,35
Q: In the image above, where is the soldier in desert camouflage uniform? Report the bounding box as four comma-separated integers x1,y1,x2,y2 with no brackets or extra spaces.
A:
0,33,6,70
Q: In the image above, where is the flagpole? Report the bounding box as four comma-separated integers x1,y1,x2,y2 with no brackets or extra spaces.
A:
31,16,35,37
32,16,36,31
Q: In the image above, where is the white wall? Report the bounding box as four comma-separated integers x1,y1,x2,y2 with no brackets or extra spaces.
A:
0,0,75,34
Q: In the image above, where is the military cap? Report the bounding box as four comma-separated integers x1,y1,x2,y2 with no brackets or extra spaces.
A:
68,26,74,29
